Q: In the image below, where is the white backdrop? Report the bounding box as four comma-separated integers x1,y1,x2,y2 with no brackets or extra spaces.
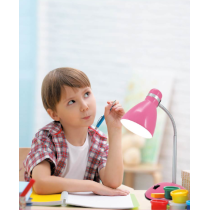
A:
34,0,190,189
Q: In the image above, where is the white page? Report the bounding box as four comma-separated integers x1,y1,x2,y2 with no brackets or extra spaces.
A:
66,192,134,209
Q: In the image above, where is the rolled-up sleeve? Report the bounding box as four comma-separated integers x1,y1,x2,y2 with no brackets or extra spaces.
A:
98,141,109,173
23,130,57,180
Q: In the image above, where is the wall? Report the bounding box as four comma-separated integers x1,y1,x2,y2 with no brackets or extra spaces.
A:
19,0,37,147
33,0,189,188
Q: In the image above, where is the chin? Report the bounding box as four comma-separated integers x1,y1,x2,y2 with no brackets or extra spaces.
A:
81,115,95,127
89,120,95,127
88,118,95,127
82,123,93,128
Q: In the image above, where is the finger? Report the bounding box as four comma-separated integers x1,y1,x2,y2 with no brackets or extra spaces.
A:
106,102,114,110
111,191,126,196
111,104,122,112
115,189,130,195
107,100,119,105
113,106,125,113
105,104,112,113
114,100,119,105
114,107,124,112
117,191,129,196
107,100,115,104
117,189,130,193
107,102,118,111
112,104,121,110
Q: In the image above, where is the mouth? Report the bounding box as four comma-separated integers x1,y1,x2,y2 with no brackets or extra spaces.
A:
82,115,91,120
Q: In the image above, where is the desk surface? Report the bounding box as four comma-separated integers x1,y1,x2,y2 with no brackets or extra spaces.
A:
26,190,151,210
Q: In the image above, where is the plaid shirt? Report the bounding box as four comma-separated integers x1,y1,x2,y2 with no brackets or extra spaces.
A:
23,121,109,183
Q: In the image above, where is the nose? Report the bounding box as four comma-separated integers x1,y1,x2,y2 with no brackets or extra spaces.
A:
80,100,89,112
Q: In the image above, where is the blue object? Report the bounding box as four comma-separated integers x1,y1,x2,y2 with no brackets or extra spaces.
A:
95,100,116,129
96,115,105,129
186,200,190,210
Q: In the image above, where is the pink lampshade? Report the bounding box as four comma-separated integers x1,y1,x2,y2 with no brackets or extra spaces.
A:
121,89,162,138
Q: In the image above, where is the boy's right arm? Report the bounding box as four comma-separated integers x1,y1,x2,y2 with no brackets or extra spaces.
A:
32,160,130,196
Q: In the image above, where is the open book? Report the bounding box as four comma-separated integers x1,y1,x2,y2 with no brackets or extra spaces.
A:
28,190,139,209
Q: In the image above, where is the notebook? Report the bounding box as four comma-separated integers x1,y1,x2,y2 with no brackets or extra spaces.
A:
28,190,139,209
19,181,33,202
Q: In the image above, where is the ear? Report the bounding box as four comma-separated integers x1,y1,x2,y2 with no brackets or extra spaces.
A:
47,108,60,121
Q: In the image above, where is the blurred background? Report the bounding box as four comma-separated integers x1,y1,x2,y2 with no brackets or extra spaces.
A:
19,0,190,190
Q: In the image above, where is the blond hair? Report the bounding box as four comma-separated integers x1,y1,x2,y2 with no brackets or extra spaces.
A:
41,67,91,111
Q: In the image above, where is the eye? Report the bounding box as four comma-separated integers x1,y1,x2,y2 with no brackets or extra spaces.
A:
84,91,90,98
68,100,75,105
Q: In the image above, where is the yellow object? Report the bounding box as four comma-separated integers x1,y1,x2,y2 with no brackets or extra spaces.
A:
151,193,165,198
181,170,190,200
170,189,188,204
30,189,61,202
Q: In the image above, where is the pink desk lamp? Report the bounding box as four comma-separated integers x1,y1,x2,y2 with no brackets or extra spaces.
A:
121,88,184,200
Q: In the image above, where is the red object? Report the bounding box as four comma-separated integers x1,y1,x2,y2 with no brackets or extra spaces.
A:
151,199,168,210
20,179,35,197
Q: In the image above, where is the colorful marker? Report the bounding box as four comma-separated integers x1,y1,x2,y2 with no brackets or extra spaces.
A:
20,179,35,197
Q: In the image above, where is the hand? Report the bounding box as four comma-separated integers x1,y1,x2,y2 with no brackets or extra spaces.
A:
104,100,125,129
92,182,130,196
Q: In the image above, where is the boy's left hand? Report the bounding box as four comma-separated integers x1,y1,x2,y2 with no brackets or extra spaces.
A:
104,100,125,129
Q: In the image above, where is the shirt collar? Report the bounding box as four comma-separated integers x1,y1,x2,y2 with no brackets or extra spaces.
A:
40,121,62,135
41,121,96,136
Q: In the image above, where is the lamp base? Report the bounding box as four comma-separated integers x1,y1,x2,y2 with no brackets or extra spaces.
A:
145,182,185,200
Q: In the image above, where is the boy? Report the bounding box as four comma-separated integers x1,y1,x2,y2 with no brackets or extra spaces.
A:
23,67,129,196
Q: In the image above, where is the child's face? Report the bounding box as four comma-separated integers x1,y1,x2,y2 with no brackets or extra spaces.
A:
52,86,96,128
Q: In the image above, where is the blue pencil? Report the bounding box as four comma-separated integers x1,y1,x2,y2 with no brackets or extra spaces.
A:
95,100,116,129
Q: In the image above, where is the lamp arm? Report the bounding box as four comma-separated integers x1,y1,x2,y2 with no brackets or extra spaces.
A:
158,103,177,184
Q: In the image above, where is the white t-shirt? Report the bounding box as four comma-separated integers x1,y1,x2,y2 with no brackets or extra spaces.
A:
62,133,91,180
